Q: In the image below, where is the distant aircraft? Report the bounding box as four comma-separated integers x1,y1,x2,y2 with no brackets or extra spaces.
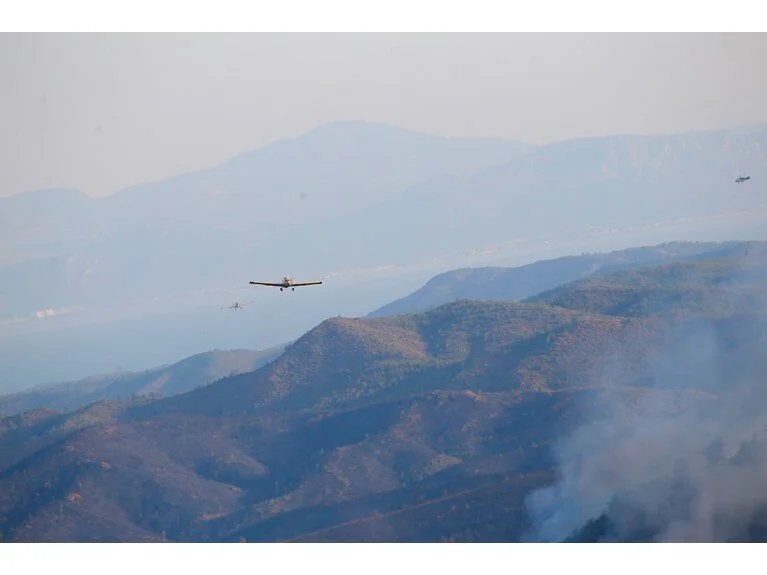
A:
735,175,751,183
222,300,253,310
249,276,323,292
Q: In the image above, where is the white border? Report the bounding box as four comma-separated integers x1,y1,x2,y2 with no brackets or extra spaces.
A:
3,0,767,567
2,0,766,32
4,541,765,573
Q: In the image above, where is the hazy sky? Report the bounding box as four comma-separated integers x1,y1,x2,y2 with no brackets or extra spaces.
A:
2,33,766,198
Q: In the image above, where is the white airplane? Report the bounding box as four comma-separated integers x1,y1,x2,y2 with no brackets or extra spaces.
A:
249,276,323,292
222,300,253,310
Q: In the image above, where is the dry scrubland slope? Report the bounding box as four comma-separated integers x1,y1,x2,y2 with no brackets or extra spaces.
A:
1,243,766,541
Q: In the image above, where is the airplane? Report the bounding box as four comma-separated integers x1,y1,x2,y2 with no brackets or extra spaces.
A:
735,175,751,183
222,300,253,310
249,276,323,292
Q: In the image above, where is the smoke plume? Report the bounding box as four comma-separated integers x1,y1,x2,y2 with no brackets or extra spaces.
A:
524,248,767,542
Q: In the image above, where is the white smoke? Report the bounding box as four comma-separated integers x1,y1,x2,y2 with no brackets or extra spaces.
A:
524,250,767,542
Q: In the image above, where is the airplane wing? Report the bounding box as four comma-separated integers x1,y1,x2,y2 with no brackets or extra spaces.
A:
291,281,323,287
249,281,284,287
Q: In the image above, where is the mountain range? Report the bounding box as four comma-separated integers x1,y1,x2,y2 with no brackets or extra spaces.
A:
314,125,767,268
367,240,755,318
2,121,765,321
3,240,751,416
0,346,284,418
2,240,766,542
0,122,534,315
3,121,766,390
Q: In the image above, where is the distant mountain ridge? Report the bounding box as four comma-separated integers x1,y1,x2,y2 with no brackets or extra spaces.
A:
0,121,535,318
0,346,285,418
323,125,767,267
3,122,765,321
368,241,761,318
1,121,534,266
